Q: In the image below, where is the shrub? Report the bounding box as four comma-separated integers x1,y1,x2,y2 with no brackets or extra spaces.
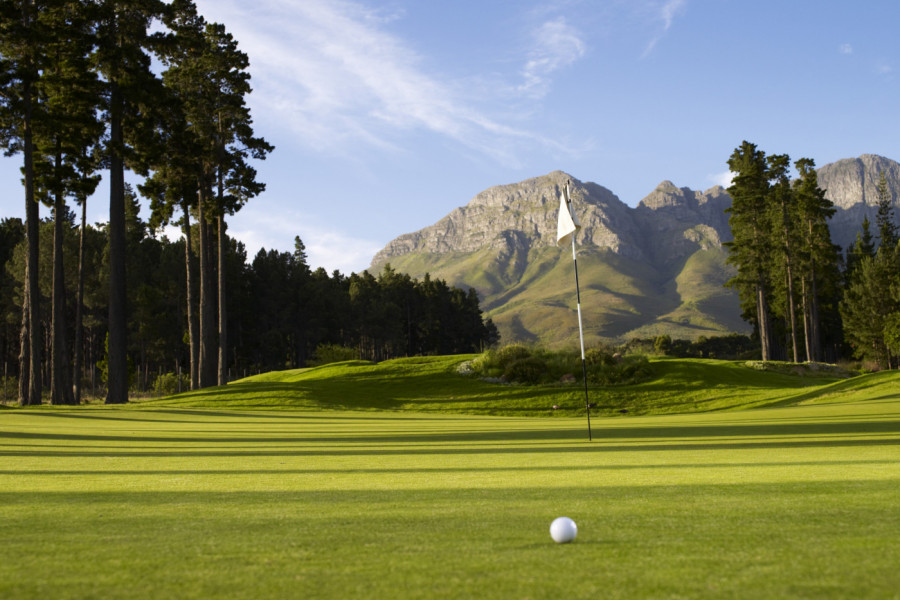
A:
154,372,191,396
467,343,654,386
310,344,358,366
495,344,532,369
585,347,616,366
503,356,548,384
587,355,654,386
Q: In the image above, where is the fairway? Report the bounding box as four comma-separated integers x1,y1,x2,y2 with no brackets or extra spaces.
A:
2,396,900,599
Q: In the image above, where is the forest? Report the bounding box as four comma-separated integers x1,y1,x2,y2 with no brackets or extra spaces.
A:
1,0,497,405
724,141,900,370
0,203,498,401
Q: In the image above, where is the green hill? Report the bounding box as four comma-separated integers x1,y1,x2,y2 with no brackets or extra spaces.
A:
139,355,898,417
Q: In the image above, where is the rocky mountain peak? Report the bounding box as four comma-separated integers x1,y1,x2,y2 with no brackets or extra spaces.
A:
817,154,900,209
370,171,648,267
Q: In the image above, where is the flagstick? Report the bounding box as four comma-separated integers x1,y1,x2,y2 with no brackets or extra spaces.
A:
567,184,592,442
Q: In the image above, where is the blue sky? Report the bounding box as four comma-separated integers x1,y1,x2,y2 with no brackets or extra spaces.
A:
2,0,898,273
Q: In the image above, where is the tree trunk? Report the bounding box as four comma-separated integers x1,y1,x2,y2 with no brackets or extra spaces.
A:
198,196,215,388
784,263,799,362
20,73,41,406
106,82,128,404
18,305,30,406
182,199,199,390
74,197,86,404
217,212,227,386
756,281,773,362
50,175,74,405
807,271,821,362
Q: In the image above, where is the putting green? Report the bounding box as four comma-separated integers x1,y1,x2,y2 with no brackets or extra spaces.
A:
2,397,899,598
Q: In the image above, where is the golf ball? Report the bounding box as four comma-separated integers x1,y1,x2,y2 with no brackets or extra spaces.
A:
550,516,577,543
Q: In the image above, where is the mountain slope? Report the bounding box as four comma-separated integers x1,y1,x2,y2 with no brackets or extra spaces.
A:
371,171,743,346
370,156,900,347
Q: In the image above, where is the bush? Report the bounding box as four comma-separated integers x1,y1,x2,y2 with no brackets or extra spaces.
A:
585,354,654,386
154,372,191,396
467,343,654,386
503,356,548,385
0,375,17,403
310,344,358,366
585,347,616,366
495,344,532,369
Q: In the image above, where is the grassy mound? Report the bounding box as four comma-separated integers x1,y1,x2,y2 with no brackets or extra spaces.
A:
136,356,899,416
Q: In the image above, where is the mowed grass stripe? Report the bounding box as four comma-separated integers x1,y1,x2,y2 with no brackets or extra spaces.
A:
2,397,900,599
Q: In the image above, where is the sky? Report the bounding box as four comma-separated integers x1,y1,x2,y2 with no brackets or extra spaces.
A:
2,0,899,274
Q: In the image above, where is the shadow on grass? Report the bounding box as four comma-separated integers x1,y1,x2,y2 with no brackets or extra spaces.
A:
3,479,900,508
4,417,899,445
2,459,895,478
3,433,899,459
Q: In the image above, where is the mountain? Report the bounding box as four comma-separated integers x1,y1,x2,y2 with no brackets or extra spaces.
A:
816,154,900,250
370,156,900,347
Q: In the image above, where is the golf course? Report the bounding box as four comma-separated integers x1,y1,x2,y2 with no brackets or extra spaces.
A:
2,356,899,599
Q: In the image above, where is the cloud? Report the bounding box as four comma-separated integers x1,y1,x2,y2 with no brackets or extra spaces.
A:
195,0,556,167
708,171,734,189
643,0,687,57
226,207,382,274
839,43,853,55
519,17,586,98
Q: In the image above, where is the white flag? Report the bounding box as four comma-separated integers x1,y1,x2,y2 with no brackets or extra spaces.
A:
556,187,581,246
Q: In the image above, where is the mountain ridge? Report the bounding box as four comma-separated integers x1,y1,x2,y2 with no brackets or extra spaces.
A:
370,155,900,347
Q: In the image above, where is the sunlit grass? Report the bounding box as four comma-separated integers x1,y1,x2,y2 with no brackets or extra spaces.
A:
132,355,899,417
2,395,900,599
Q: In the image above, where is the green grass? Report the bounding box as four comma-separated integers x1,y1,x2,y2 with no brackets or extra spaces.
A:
2,397,900,599
2,359,900,598
134,355,893,417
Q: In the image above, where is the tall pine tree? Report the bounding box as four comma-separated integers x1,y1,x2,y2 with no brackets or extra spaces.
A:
93,0,166,403
725,141,775,360
0,0,49,405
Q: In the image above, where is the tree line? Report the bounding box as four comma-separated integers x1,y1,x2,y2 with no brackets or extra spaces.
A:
0,204,499,402
725,141,900,368
1,0,497,405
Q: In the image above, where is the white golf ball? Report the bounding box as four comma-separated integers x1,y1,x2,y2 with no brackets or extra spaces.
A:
550,516,577,543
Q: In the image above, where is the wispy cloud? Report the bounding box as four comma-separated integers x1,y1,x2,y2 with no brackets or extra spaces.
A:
227,207,382,274
642,0,687,57
519,17,586,98
195,0,557,167
839,43,853,55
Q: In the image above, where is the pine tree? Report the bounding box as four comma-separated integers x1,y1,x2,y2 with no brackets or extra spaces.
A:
845,216,875,282
767,154,800,360
793,158,839,362
841,250,899,368
93,0,166,403
0,0,52,405
32,1,103,404
724,141,775,360
875,171,897,251
158,1,271,386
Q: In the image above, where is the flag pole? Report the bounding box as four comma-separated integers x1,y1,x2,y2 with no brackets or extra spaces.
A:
565,182,592,441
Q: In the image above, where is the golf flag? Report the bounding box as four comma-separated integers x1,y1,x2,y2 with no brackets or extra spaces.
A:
557,181,593,441
556,187,581,246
